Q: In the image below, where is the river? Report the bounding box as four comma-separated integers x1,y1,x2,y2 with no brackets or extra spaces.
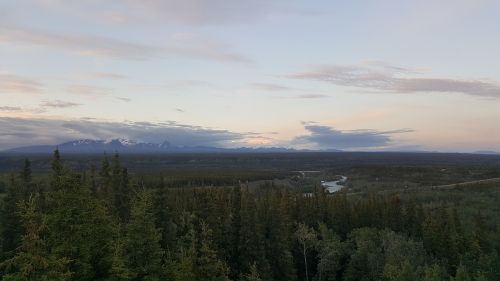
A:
321,176,347,193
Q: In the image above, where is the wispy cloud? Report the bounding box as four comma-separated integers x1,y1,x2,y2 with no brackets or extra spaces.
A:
0,117,246,149
288,62,500,98
0,26,161,60
166,32,251,63
271,94,330,99
125,0,272,25
66,85,111,97
88,72,128,80
0,26,250,62
292,122,413,150
42,0,281,26
115,97,131,102
251,83,294,91
0,106,22,112
170,80,215,88
41,100,81,108
0,74,43,94
295,94,329,99
250,82,329,98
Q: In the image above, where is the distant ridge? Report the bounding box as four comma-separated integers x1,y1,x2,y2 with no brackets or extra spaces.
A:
474,150,500,155
3,138,323,154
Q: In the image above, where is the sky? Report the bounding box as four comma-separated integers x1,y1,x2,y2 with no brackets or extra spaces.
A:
1,0,500,152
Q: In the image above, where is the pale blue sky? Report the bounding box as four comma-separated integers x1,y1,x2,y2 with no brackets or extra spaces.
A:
1,0,500,152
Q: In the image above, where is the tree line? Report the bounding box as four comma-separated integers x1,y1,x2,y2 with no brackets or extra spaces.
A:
0,150,499,280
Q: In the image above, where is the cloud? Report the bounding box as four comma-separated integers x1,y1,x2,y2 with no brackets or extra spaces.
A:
271,94,330,99
0,74,43,94
0,117,246,150
252,83,294,91
0,26,161,60
170,80,216,89
124,0,271,25
0,106,22,112
66,85,111,97
292,123,413,150
175,108,185,113
115,97,131,102
166,33,251,63
89,72,128,80
251,82,330,98
0,26,250,62
39,0,282,26
295,94,329,99
288,62,500,97
41,100,81,108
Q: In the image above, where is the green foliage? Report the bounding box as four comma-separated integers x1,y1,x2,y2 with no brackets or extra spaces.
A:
0,176,23,259
1,195,71,281
295,223,317,281
195,221,231,281
315,223,347,281
344,228,426,281
124,190,164,281
242,263,262,281
423,264,449,281
453,264,471,281
1,153,500,281
237,189,270,279
106,238,132,281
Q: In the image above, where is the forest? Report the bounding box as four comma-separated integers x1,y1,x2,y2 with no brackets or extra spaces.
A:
0,151,500,281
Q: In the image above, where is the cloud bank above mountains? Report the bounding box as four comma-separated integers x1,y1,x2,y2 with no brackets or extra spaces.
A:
0,117,246,149
0,117,412,151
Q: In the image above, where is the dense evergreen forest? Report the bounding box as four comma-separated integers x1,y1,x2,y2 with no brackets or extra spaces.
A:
1,151,499,280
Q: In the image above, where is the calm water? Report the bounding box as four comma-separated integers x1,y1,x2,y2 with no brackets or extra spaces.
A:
321,176,347,193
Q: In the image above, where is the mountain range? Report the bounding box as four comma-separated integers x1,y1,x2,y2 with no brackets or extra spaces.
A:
3,138,308,154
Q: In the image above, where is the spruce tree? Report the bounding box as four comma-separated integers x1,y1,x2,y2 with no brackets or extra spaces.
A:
454,264,471,281
195,221,231,281
242,263,262,281
229,185,242,278
106,238,131,281
1,195,71,281
99,155,112,199
238,190,270,279
44,156,116,280
0,174,23,259
124,190,164,281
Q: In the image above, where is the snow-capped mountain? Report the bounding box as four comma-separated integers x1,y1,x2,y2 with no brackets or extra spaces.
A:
3,139,303,154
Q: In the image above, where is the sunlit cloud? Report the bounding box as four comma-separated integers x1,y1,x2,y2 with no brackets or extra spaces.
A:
41,100,81,108
251,83,294,91
289,62,500,97
0,26,161,60
166,32,251,63
0,106,22,112
38,0,282,26
0,25,251,62
66,85,111,97
295,94,329,99
271,94,330,99
115,97,131,102
0,74,43,94
88,72,128,80
245,137,274,145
